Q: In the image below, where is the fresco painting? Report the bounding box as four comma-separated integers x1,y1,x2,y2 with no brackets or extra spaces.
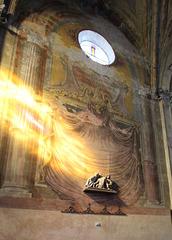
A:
36,22,144,206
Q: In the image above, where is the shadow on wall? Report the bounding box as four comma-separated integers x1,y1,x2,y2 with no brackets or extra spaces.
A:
84,191,127,206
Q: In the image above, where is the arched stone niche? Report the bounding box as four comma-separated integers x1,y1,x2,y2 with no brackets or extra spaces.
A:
0,0,161,208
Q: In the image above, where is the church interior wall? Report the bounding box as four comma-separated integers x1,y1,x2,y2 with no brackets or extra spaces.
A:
0,1,171,239
0,207,171,240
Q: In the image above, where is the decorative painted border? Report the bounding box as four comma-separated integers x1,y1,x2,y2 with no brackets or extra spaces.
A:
62,203,127,216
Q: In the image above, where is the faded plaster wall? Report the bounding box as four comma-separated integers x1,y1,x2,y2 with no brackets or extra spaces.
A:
0,208,171,240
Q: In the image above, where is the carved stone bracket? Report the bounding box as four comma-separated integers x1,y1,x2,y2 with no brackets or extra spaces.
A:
136,85,172,103
157,89,172,104
62,203,127,216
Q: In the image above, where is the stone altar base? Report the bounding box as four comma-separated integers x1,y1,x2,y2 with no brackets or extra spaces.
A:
83,187,118,194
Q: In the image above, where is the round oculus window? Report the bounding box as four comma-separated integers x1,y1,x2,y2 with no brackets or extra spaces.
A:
78,30,115,65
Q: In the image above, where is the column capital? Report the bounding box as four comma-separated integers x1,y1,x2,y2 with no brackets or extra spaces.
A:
158,89,172,105
19,24,49,47
7,23,49,48
138,86,172,104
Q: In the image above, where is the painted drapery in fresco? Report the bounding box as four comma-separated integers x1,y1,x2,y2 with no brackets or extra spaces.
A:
40,93,142,206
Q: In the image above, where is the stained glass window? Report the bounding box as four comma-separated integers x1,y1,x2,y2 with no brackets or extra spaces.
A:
78,30,115,66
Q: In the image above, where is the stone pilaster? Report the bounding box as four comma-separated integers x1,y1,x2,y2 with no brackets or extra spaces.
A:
17,40,46,94
139,86,160,201
0,37,47,197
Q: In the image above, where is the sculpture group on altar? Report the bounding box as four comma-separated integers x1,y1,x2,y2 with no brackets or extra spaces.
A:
84,173,119,193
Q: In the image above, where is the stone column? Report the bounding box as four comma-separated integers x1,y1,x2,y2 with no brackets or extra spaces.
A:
0,130,36,197
0,37,47,197
159,91,172,208
17,40,45,94
139,87,160,201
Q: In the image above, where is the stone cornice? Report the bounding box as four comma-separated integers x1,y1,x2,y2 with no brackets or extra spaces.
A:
6,23,49,48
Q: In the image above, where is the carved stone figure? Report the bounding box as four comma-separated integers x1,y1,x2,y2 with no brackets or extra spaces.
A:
84,174,119,193
105,175,113,189
84,173,101,188
95,176,106,188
